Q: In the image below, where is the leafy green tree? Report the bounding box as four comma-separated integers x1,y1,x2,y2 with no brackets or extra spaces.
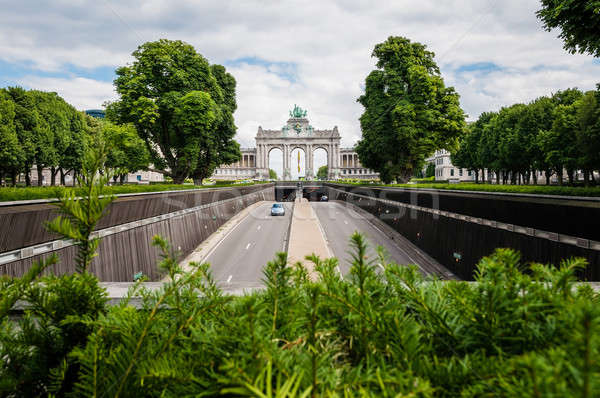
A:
108,39,241,184
191,64,241,185
356,36,466,183
528,96,557,184
0,91,24,185
269,168,278,180
537,89,584,185
537,0,600,57
95,119,150,183
575,88,600,185
316,165,328,180
4,87,41,186
425,162,435,178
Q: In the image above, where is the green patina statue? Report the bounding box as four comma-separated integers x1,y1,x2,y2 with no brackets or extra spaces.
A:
289,104,307,118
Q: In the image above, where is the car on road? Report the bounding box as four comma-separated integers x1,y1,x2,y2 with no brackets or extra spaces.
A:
271,203,285,216
320,195,328,202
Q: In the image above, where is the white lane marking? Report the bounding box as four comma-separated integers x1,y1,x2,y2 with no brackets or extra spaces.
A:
246,243,251,250
202,203,266,262
227,275,232,283
257,225,261,231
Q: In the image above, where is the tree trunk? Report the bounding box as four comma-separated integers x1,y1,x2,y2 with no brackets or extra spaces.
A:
557,170,563,186
567,169,574,185
496,170,500,185
532,170,537,185
584,170,590,186
10,171,17,186
474,170,479,184
73,171,77,186
50,167,57,186
37,166,44,186
25,169,31,186
120,174,126,184
60,169,66,186
193,177,203,186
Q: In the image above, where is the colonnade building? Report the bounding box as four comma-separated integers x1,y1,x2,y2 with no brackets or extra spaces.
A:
212,106,378,181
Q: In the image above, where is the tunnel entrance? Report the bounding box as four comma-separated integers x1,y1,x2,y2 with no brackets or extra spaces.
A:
302,187,328,201
275,188,297,202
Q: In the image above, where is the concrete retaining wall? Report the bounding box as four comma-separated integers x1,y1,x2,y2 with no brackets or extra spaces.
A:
326,184,600,280
0,185,274,281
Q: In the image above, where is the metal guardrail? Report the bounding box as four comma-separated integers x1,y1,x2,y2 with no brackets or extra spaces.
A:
0,187,272,266
329,187,600,252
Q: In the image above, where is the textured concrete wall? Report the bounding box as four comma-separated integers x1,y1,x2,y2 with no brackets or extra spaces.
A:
0,185,274,281
326,184,600,280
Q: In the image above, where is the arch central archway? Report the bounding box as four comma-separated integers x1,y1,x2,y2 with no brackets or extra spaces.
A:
313,147,328,180
268,147,283,180
290,147,306,180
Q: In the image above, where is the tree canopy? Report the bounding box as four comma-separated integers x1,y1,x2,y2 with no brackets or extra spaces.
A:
537,0,600,57
356,36,466,183
316,165,328,180
452,86,600,185
107,39,241,184
269,168,278,180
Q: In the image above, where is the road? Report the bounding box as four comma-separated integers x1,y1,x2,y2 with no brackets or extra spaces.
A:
312,201,419,275
203,201,293,289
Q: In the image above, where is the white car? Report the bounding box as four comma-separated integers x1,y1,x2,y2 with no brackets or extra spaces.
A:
271,203,285,216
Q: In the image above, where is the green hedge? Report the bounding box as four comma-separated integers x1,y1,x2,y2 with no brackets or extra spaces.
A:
334,182,600,197
0,182,266,202
2,234,598,396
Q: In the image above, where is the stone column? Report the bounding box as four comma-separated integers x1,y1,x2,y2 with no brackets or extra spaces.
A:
306,145,315,179
283,144,290,180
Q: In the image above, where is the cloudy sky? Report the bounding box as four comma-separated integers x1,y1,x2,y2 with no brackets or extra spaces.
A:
1,0,598,150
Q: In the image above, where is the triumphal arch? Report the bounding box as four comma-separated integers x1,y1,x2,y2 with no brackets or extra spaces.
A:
253,105,341,180
212,105,378,181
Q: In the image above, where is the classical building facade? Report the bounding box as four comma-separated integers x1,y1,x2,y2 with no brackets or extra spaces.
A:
212,106,378,181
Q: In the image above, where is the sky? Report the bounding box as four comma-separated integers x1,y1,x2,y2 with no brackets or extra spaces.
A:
1,0,598,153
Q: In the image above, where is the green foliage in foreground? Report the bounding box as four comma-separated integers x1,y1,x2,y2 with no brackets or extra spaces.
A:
337,181,600,197
0,181,264,202
2,233,599,396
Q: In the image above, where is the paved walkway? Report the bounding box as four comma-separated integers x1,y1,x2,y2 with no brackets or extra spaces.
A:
287,198,332,279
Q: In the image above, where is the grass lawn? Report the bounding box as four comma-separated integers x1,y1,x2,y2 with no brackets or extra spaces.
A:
0,181,267,202
333,181,600,197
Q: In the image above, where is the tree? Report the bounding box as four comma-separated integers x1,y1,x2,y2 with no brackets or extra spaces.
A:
451,118,489,183
425,162,435,178
538,89,584,185
537,0,600,57
316,165,328,180
190,64,241,185
5,87,41,186
269,168,278,180
574,88,600,184
356,36,466,183
96,119,150,183
0,91,24,185
108,39,241,184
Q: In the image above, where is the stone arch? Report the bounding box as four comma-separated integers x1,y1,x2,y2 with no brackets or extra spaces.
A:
289,146,307,180
313,147,328,179
267,147,283,180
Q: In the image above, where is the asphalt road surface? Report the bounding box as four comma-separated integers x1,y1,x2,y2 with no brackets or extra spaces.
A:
204,201,293,289
312,201,419,275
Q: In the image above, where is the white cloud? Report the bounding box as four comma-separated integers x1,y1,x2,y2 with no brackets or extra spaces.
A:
18,76,116,110
1,0,598,147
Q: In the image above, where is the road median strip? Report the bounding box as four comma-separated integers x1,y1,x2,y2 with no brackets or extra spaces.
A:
287,198,332,279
